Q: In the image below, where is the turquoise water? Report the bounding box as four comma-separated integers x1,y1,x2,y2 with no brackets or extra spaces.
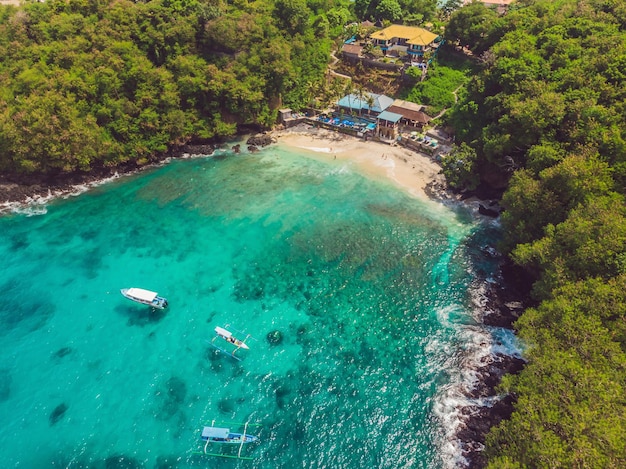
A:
0,145,502,468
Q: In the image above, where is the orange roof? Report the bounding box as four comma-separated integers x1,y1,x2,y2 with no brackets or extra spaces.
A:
370,25,438,46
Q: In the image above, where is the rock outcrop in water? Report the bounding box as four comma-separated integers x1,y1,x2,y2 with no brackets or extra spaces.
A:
267,329,284,345
246,133,274,147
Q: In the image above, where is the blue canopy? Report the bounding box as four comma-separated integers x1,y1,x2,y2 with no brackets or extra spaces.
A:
202,427,230,440
377,111,403,123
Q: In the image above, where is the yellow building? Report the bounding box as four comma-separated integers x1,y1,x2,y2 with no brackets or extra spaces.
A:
369,25,439,58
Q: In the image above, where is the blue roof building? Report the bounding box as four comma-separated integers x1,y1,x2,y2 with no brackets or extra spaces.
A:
337,93,394,115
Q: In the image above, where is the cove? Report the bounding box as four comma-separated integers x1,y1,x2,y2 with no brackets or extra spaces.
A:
0,144,514,468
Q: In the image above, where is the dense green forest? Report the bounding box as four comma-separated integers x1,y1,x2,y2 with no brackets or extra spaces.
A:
0,0,337,176
445,0,626,466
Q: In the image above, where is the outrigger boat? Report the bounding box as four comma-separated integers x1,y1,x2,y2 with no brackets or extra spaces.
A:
120,288,168,309
195,420,261,460
210,325,253,360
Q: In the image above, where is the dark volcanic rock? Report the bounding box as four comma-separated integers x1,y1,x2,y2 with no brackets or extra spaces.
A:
176,144,215,156
247,133,274,147
471,354,526,399
480,258,533,329
458,393,517,468
455,248,530,467
478,203,500,218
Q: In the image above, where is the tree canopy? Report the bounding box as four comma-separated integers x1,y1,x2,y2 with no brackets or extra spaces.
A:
446,0,626,466
0,0,338,176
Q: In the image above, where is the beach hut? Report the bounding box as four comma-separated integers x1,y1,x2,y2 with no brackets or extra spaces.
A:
376,110,403,139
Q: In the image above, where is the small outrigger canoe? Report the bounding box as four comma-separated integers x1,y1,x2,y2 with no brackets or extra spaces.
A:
197,421,261,460
120,288,168,309
214,326,249,350
210,326,253,361
201,426,258,444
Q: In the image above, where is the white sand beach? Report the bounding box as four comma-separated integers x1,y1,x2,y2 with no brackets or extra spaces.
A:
271,123,446,199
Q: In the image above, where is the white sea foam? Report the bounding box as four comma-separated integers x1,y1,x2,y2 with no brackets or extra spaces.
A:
1,200,48,216
0,172,125,216
178,150,222,159
1,191,53,216
490,327,525,358
301,146,333,153
432,279,524,468
424,198,520,468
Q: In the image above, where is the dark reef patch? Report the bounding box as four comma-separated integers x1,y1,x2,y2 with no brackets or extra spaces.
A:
53,347,73,359
266,329,283,345
154,376,187,421
104,454,142,469
0,368,11,402
155,454,181,468
0,280,55,335
9,234,29,252
79,228,99,241
217,398,235,414
49,403,68,426
204,310,218,324
205,347,228,372
273,381,292,410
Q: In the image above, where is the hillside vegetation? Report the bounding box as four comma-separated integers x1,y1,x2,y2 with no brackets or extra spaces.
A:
445,0,626,466
0,0,333,176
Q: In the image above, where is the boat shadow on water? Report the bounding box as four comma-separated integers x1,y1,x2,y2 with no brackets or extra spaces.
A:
113,304,167,327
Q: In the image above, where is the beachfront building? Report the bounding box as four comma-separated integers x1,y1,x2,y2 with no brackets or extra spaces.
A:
369,25,439,60
376,111,403,140
337,92,394,116
385,99,432,129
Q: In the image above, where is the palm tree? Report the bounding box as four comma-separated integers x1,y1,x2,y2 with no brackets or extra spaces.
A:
365,93,376,116
356,84,366,116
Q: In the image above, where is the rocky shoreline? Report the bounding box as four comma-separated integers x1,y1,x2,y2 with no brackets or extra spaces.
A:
0,135,282,207
0,133,528,469
457,256,530,468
